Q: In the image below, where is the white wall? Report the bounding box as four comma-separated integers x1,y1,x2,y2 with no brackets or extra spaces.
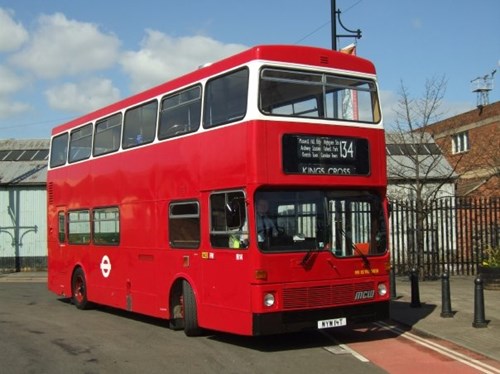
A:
0,186,47,262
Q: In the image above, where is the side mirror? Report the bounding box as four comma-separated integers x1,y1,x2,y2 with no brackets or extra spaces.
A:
387,201,393,218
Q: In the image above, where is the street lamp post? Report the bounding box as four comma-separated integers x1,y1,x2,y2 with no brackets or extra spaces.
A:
331,0,362,51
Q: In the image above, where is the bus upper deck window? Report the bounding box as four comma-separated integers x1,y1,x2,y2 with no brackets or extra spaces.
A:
259,68,380,124
203,68,249,128
50,133,69,168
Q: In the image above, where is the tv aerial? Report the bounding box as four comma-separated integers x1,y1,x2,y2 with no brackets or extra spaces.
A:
471,69,496,108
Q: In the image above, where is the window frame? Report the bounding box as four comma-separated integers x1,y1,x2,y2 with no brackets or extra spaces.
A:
93,113,123,157
122,100,158,149
68,209,91,245
49,133,69,168
69,123,93,163
259,67,381,124
209,190,248,249
452,131,470,154
169,200,201,249
203,67,249,129
93,206,120,246
58,211,66,243
159,84,202,140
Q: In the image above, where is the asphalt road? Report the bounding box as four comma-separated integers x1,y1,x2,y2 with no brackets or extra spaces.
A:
0,282,386,374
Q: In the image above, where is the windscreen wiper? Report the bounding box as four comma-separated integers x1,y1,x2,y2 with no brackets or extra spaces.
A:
352,242,371,269
300,236,327,266
338,228,371,269
301,247,324,267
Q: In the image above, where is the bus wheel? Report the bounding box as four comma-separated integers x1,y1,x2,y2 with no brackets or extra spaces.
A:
182,281,202,336
72,268,91,310
168,284,185,331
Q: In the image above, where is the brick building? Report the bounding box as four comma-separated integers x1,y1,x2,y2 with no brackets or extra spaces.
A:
424,101,499,197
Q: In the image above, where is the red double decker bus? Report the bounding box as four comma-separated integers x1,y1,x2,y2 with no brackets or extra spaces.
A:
47,45,390,336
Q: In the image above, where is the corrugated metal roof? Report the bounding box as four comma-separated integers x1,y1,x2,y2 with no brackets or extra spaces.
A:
387,154,456,180
0,139,49,186
0,139,50,150
385,132,457,181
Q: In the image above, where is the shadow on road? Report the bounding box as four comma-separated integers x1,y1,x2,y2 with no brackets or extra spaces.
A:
57,296,437,352
390,299,437,328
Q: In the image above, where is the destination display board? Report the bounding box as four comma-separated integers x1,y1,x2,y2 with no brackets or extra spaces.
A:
282,134,370,176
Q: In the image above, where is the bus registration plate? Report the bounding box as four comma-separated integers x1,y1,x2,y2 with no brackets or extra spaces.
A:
317,317,347,329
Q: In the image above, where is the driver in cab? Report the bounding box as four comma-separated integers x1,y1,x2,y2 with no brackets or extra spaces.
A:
256,198,278,243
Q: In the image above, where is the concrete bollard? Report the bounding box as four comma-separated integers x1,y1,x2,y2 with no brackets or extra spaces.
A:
440,272,453,318
410,267,421,308
472,276,488,328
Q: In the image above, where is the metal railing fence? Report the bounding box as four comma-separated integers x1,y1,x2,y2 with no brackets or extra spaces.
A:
390,197,499,279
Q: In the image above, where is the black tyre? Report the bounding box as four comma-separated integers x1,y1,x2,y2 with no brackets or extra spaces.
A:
182,280,202,336
71,268,91,310
168,284,185,331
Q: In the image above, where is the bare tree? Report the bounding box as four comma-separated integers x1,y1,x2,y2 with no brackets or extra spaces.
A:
387,76,459,276
388,75,457,201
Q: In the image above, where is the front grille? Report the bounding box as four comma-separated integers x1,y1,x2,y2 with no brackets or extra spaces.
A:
282,282,374,309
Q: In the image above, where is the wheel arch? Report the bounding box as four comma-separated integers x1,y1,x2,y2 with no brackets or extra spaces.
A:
167,274,199,320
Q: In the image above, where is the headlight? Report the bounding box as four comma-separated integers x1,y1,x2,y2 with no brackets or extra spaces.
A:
264,293,275,307
378,283,387,296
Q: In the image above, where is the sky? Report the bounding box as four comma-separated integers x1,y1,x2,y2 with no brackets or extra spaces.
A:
0,0,499,139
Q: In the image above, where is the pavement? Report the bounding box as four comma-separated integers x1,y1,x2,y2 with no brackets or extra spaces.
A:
1,271,499,362
391,275,500,362
0,271,48,283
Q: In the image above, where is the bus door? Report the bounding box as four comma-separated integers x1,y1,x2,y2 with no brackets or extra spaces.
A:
201,190,251,331
86,206,125,309
48,207,70,294
120,202,157,314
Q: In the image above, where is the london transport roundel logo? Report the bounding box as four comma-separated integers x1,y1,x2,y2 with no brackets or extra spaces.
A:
100,255,112,278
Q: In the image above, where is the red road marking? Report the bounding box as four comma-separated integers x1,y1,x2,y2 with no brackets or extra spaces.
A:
324,322,500,374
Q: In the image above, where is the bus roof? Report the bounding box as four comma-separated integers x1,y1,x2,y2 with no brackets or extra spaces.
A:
51,45,377,135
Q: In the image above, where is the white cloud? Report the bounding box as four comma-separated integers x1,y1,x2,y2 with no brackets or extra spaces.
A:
0,8,29,52
45,78,121,113
0,65,30,119
381,88,475,131
121,30,247,92
0,98,31,119
0,65,27,95
10,13,120,79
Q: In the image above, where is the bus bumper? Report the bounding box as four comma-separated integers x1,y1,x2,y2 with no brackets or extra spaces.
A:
252,301,389,336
